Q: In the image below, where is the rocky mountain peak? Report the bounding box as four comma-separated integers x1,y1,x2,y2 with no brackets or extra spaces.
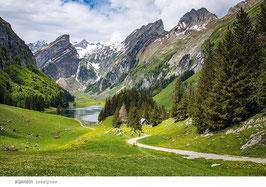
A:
227,0,260,15
55,34,70,42
124,19,165,48
34,34,80,81
74,39,89,49
174,8,217,32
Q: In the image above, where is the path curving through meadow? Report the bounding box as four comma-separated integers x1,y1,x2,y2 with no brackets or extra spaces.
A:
76,119,96,130
127,135,266,164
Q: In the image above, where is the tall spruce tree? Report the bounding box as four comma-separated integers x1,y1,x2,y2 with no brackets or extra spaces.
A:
171,78,188,122
192,41,216,132
171,79,183,118
150,106,162,126
232,8,261,114
256,0,266,108
127,106,141,131
112,108,121,128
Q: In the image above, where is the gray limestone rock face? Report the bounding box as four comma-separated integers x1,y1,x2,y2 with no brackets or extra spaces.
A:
0,17,35,69
34,34,80,81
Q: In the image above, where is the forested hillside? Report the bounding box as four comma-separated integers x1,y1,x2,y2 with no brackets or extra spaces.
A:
0,17,74,111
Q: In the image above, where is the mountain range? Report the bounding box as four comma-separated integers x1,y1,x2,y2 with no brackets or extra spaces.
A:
26,0,261,96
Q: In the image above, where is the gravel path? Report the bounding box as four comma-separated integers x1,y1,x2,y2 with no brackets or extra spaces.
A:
76,119,95,130
127,135,266,164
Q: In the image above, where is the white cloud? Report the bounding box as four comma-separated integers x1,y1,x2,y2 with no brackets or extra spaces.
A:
0,0,241,44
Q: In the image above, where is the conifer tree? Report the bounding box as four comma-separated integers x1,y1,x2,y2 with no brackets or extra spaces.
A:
24,97,31,109
204,29,246,131
98,110,104,121
171,79,183,118
203,8,262,131
36,95,44,111
112,108,121,128
192,41,216,132
171,79,187,121
127,106,141,131
0,87,5,104
141,104,150,121
150,106,162,126
256,0,266,108
56,104,61,115
233,8,261,114
4,92,12,106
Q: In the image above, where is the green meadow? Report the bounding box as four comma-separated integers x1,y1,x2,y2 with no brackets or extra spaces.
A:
0,104,265,176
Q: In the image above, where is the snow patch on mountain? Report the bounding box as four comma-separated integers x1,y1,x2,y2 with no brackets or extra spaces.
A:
27,40,48,52
89,62,100,72
73,39,104,58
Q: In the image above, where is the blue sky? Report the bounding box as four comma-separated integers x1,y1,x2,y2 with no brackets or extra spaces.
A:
0,0,241,44
62,0,110,8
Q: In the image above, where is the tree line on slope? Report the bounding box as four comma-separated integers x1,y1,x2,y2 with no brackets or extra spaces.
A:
98,89,169,130
171,5,266,132
0,64,74,111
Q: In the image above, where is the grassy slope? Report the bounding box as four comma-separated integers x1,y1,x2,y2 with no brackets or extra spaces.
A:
154,72,199,109
140,114,266,158
0,64,70,107
72,93,105,108
0,104,265,176
0,104,88,150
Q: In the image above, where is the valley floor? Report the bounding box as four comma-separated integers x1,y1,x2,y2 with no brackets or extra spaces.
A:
0,105,265,176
